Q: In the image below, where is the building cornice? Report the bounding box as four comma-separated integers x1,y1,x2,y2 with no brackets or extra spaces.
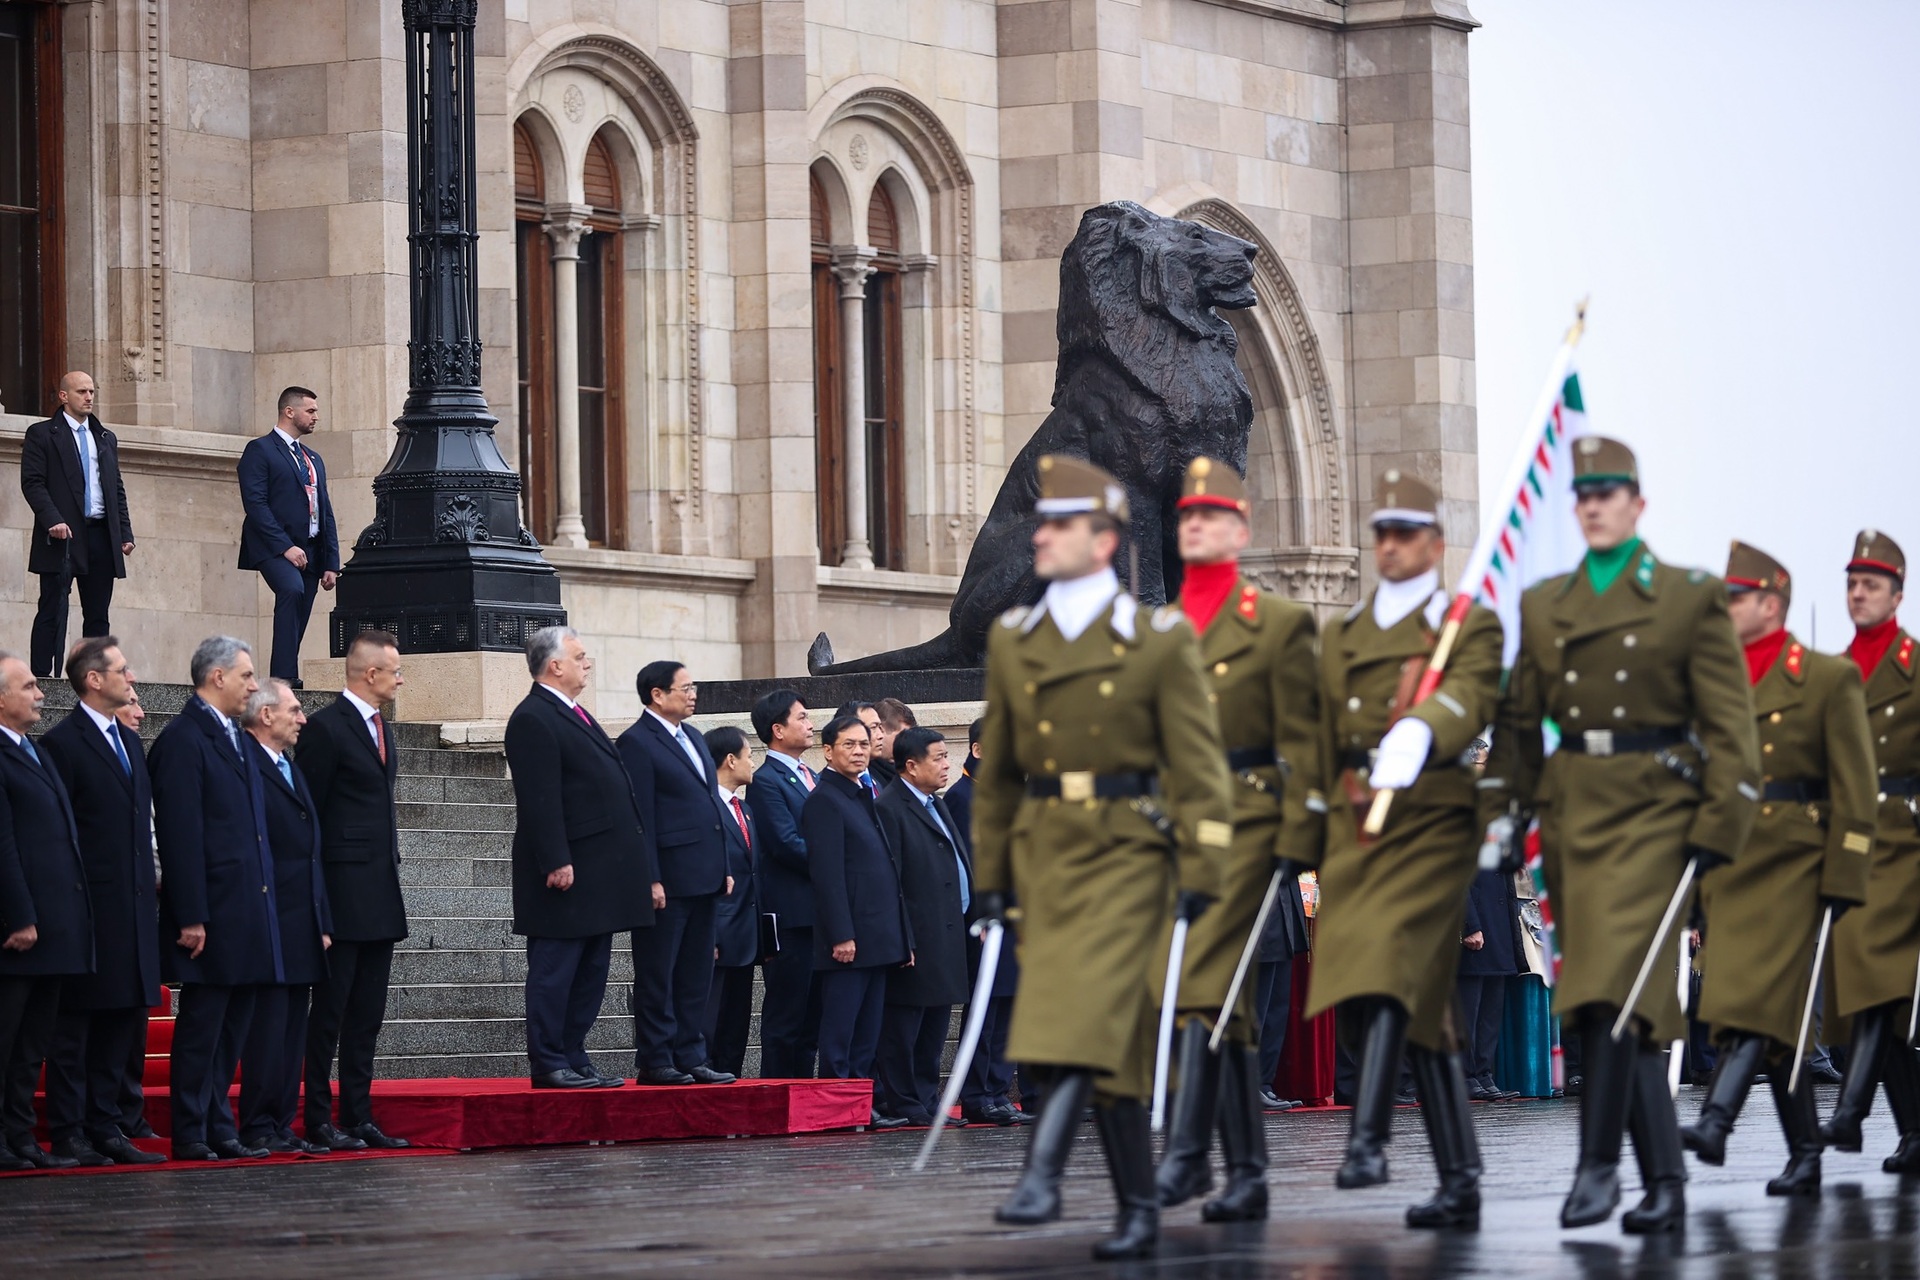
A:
1194,0,1478,33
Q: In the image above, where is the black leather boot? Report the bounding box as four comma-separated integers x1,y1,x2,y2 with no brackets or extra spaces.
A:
1336,999,1409,1189
1405,1046,1482,1230
1154,1019,1219,1207
1821,1003,1893,1151
1091,1097,1159,1261
1678,1034,1764,1166
1620,1046,1687,1234
1561,1004,1637,1229
996,1070,1092,1225
1202,1042,1269,1222
1765,1060,1823,1197
1881,1036,1920,1174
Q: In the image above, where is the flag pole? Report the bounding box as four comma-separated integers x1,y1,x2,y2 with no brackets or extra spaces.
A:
1364,299,1592,837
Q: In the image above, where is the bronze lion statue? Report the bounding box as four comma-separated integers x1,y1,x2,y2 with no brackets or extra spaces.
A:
810,201,1258,674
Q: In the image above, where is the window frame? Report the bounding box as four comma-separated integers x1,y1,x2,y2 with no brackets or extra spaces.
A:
0,1,64,416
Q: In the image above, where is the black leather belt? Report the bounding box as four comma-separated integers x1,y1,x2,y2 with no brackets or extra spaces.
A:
1027,771,1157,801
1226,747,1280,772
1556,726,1688,757
1762,780,1828,803
1880,775,1920,797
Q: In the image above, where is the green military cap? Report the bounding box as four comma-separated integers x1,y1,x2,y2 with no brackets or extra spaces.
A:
1847,528,1905,583
1726,540,1792,604
1035,454,1130,524
1571,435,1639,490
1177,456,1249,516
1371,467,1438,531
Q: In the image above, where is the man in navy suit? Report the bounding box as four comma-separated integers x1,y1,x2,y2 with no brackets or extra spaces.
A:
149,635,285,1161
951,721,1032,1126
39,637,164,1167
0,651,94,1171
238,679,334,1154
703,725,760,1080
748,689,822,1078
20,371,136,678
237,386,340,685
617,661,734,1086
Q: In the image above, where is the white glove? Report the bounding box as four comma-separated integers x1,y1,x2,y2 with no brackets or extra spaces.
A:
1369,718,1434,791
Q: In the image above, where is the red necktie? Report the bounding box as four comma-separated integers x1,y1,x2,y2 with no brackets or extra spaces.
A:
798,763,816,791
374,713,387,765
574,704,593,727
731,796,751,850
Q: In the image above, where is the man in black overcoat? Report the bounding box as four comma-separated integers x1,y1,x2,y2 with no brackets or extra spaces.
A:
506,627,657,1089
39,637,163,1166
703,726,759,1080
0,652,93,1170
874,728,972,1125
150,635,284,1161
238,679,334,1153
1457,867,1522,1101
298,629,410,1150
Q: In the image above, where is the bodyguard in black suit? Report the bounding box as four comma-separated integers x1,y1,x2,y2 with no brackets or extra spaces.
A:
297,630,410,1150
703,726,760,1080
149,637,285,1161
237,387,340,683
1458,868,1522,1102
1254,865,1312,1109
20,372,135,678
616,662,733,1086
39,639,163,1166
238,681,335,1153
806,715,913,1124
950,729,1029,1126
0,654,93,1171
506,628,657,1089
748,689,823,1079
874,729,972,1125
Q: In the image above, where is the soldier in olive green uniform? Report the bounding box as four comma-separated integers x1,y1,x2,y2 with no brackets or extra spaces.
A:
1303,470,1502,1229
1822,530,1920,1171
971,455,1234,1262
1153,457,1326,1224
1682,542,1874,1197
1482,437,1759,1234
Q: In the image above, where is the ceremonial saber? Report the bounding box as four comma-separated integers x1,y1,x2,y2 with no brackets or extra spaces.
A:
1208,867,1285,1052
1908,949,1920,1045
1365,299,1590,838
1611,856,1698,1042
1151,918,1191,1133
913,919,1005,1172
1788,906,1835,1096
1669,914,1691,1099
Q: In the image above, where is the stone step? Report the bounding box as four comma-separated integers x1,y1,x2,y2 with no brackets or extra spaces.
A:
375,1013,635,1058
386,981,635,1022
390,721,441,750
399,829,513,860
400,885,516,917
396,775,517,804
397,917,533,951
370,1047,696,1081
398,856,512,888
396,801,516,832
398,747,507,778
389,947,638,986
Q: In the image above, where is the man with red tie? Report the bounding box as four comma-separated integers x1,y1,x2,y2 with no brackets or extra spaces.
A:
703,725,759,1080
237,387,340,686
748,690,822,1078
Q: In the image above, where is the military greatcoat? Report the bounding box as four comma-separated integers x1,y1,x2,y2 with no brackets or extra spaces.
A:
972,591,1234,1099
1303,587,1503,1051
1828,629,1920,1028
1699,636,1875,1047
1481,547,1759,1042
1170,579,1324,1044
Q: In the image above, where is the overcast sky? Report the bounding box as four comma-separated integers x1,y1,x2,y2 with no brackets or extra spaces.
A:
1469,0,1920,648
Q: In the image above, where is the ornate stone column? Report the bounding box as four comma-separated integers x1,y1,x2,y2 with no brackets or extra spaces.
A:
543,204,592,549
830,246,876,571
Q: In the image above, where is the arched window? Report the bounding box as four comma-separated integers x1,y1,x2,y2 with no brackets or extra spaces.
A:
863,183,906,570
0,2,63,415
514,122,554,536
810,172,845,564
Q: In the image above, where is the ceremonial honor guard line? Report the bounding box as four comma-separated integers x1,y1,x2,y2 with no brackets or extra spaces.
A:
10,678,872,1176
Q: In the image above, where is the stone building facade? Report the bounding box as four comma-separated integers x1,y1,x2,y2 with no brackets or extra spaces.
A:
0,0,1478,720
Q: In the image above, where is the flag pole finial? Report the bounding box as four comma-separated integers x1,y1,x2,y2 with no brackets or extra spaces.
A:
1566,296,1590,346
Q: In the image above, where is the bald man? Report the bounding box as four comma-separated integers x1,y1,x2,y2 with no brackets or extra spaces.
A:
20,373,135,678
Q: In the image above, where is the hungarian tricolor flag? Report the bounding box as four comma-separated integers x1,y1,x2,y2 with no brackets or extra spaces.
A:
1476,365,1590,667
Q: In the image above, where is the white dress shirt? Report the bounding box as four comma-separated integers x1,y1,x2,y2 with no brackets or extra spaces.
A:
538,682,578,710
274,425,320,536
646,708,706,780
341,688,385,752
64,411,105,519
1041,566,1121,642
79,700,125,755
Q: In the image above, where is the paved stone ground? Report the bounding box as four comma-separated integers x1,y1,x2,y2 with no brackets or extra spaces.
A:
6,1089,1920,1278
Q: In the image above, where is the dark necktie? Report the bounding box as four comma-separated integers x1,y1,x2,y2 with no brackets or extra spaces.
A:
109,724,131,776
20,736,40,767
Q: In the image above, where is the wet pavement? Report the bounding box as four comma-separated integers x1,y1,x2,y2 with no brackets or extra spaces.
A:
5,1089,1920,1278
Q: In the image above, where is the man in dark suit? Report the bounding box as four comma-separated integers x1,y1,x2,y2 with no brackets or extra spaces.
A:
110,691,160,1142
298,629,410,1151
1458,867,1521,1102
950,721,1031,1125
0,651,93,1171
835,700,890,793
506,627,658,1089
1254,868,1311,1111
20,371,135,678
806,714,914,1127
238,679,334,1153
617,660,734,1086
149,635,285,1161
237,386,340,685
748,689,822,1079
703,725,759,1080
875,727,971,1126
39,637,163,1166
871,699,918,790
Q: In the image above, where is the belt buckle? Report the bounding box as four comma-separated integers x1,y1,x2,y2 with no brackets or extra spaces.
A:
1060,771,1095,803
1582,729,1615,757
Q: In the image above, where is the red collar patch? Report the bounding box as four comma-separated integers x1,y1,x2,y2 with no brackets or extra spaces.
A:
1900,635,1915,673
1786,642,1804,678
1238,586,1258,618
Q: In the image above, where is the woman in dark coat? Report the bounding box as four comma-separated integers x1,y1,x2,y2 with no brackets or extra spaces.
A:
1456,868,1522,1100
